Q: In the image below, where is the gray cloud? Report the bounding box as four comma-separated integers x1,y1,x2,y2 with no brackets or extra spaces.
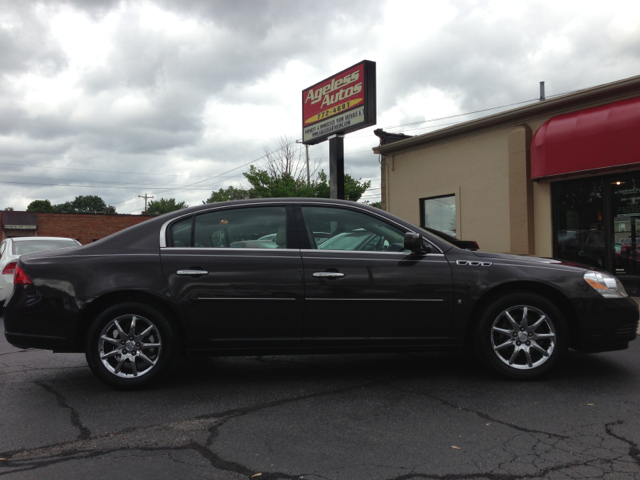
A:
1,0,639,212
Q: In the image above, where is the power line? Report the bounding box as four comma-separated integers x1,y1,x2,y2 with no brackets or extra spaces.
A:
0,161,199,178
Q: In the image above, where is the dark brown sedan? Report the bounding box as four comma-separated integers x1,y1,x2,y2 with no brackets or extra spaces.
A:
4,198,638,389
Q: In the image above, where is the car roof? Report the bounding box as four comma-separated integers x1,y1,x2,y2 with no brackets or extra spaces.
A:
11,237,78,242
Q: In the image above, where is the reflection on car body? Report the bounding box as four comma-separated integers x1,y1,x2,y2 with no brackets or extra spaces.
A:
3,199,637,390
0,237,81,306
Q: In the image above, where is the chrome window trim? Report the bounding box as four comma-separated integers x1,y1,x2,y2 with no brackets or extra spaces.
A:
159,200,442,253
300,249,445,257
198,297,296,301
306,298,445,302
162,247,298,252
162,254,299,259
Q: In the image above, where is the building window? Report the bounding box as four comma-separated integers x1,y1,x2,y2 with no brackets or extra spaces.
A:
420,194,456,237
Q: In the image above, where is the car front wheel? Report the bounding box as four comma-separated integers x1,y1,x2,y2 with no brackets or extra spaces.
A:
476,293,568,379
85,302,176,389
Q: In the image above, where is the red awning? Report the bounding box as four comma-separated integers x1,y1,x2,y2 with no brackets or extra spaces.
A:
531,96,640,180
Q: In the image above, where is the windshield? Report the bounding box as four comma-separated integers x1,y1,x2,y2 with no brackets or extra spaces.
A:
13,239,79,256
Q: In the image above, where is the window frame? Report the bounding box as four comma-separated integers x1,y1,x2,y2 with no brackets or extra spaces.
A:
294,203,441,253
419,194,457,237
162,204,296,250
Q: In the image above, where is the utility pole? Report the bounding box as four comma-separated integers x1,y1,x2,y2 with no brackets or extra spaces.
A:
296,140,311,186
138,193,154,213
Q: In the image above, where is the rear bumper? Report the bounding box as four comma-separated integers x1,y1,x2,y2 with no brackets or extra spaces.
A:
3,285,82,352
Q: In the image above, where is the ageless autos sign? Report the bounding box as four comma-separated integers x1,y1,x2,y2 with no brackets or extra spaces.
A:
302,60,376,145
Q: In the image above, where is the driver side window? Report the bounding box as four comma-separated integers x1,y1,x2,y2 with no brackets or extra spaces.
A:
300,206,408,252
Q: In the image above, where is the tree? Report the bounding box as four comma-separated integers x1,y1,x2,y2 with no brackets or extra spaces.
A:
364,201,382,209
27,200,55,213
54,196,116,214
311,170,371,202
206,137,371,203
3,207,14,211
147,198,189,215
206,186,250,203
243,165,317,198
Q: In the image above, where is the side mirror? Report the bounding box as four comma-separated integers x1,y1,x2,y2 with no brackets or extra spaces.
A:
404,232,431,254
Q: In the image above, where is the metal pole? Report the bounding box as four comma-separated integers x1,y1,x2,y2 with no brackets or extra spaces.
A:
329,134,345,200
305,144,310,187
138,194,154,212
297,140,311,187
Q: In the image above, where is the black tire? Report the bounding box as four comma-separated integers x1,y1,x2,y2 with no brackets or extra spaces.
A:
475,292,568,380
85,302,177,390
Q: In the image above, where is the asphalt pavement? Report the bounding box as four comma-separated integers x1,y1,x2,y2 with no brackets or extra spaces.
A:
1,313,640,480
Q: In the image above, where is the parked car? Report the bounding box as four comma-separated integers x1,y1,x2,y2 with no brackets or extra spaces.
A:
424,227,479,251
557,229,605,268
4,199,637,389
0,237,81,308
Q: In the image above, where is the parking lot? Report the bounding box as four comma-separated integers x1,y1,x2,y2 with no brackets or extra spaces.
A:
1,313,640,480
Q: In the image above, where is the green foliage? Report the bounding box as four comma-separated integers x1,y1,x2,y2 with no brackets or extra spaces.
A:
27,200,55,213
206,168,371,203
364,201,382,209
3,206,15,211
50,196,115,214
312,170,371,202
147,198,189,215
243,165,318,198
206,186,250,203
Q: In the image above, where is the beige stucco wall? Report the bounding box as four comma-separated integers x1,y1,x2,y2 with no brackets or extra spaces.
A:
384,128,513,253
383,117,557,256
381,85,640,258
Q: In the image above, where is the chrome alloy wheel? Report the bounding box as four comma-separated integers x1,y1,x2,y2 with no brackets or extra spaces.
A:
98,314,162,378
490,305,556,370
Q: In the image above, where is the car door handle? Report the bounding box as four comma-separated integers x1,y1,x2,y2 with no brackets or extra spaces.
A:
177,270,209,276
313,272,345,278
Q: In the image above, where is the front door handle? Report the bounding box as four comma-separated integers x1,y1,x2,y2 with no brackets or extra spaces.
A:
177,270,209,276
313,272,345,279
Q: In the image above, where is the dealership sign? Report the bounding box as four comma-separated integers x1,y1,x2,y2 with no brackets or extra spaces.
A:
302,60,376,144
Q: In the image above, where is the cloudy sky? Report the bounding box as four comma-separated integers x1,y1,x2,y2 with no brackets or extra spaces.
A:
1,0,639,213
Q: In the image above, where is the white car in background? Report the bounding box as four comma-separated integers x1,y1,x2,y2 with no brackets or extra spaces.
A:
0,237,81,308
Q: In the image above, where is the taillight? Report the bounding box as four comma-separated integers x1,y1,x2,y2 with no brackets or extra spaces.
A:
2,261,17,275
14,265,33,285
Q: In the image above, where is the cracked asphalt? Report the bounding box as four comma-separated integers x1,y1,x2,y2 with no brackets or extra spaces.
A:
1,314,640,479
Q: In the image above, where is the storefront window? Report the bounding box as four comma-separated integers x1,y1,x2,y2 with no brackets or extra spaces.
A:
611,178,640,276
553,172,640,292
555,178,604,268
420,194,456,237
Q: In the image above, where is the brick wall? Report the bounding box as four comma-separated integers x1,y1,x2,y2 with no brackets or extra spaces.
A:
0,212,153,245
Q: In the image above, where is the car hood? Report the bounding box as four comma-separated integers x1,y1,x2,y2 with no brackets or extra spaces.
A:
471,251,594,270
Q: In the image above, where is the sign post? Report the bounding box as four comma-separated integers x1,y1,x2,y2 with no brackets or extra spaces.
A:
329,135,344,199
302,60,376,199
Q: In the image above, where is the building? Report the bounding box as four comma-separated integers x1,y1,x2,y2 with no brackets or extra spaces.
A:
374,74,640,291
0,211,152,245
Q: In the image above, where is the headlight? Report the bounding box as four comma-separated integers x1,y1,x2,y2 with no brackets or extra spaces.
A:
584,271,628,298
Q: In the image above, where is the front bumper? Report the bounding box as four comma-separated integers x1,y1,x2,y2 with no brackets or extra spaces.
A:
573,295,639,353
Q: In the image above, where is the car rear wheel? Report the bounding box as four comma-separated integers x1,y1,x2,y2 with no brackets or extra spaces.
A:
85,302,176,389
475,293,568,379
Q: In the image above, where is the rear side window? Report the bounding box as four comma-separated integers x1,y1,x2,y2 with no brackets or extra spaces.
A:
170,217,193,247
169,206,288,249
